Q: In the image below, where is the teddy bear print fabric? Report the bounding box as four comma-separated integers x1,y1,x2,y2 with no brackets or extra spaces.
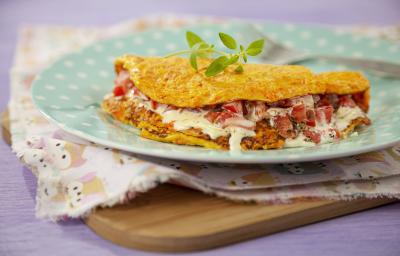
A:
9,16,400,220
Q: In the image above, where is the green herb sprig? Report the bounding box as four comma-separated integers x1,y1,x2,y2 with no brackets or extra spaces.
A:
165,31,265,77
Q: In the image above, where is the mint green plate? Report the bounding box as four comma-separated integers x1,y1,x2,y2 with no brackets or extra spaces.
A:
31,22,400,163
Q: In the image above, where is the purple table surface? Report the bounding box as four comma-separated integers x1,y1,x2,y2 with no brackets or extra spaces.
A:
1,0,400,255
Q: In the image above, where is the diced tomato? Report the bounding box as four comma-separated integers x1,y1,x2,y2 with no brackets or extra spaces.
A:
114,70,132,87
303,129,321,144
338,95,356,108
290,104,307,123
204,111,221,123
214,112,237,125
352,92,368,112
113,85,126,96
317,95,331,107
167,105,179,111
150,100,158,110
275,99,294,108
222,101,243,115
244,101,268,121
254,101,268,118
306,109,316,127
316,105,334,123
274,114,296,138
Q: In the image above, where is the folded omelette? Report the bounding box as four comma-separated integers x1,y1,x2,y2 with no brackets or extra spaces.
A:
101,55,371,151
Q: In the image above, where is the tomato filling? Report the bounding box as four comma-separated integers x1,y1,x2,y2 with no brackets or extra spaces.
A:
111,70,370,145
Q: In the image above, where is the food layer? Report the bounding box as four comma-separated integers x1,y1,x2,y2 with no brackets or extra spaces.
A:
102,63,371,151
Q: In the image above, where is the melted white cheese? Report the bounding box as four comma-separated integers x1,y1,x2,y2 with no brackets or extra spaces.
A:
335,106,365,131
284,133,315,148
161,109,228,139
121,91,366,150
227,128,256,151
126,92,254,149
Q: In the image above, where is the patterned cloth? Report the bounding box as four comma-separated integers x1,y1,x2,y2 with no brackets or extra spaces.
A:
8,15,400,220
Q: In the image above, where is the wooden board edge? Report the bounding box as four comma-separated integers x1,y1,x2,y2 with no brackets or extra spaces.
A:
85,195,395,252
1,110,11,146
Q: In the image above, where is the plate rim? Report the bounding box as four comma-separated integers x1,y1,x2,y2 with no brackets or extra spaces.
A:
31,22,400,163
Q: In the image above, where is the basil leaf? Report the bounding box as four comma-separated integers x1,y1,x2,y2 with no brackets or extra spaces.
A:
219,32,237,50
205,56,229,77
186,31,204,48
190,52,198,70
246,39,265,56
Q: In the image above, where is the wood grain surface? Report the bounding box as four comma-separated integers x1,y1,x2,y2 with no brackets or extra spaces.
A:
1,110,396,252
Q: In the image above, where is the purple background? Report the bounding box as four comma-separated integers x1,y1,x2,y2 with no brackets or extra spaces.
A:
1,0,400,255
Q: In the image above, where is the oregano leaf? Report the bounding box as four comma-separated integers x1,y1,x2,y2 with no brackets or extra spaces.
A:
205,56,229,77
186,31,204,48
190,52,198,71
225,55,239,65
246,39,265,56
219,32,237,50
235,64,244,73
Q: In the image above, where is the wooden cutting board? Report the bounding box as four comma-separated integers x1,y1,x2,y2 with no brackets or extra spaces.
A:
1,110,396,252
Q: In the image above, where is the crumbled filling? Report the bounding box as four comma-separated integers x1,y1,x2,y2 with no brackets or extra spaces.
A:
109,70,370,150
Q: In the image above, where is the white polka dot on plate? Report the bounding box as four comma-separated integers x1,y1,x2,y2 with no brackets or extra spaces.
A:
66,113,76,118
68,84,79,90
114,41,125,49
147,48,158,55
334,65,347,70
389,45,399,53
54,73,65,80
165,43,177,51
253,24,264,31
351,35,362,42
283,40,294,48
82,95,93,101
152,32,163,40
107,56,116,63
316,38,327,47
85,58,96,65
59,95,70,100
99,70,110,78
369,40,380,48
50,105,60,110
284,23,295,31
64,60,75,68
221,23,232,29
94,44,104,52
316,59,328,65
74,105,85,110
77,72,87,79
202,29,213,38
334,45,345,53
352,52,363,57
299,31,311,40
35,95,46,101
99,130,108,134
91,85,101,91
82,122,92,127
268,32,278,40
89,115,99,120
133,37,144,45
333,28,346,36
378,91,387,97
45,85,56,90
